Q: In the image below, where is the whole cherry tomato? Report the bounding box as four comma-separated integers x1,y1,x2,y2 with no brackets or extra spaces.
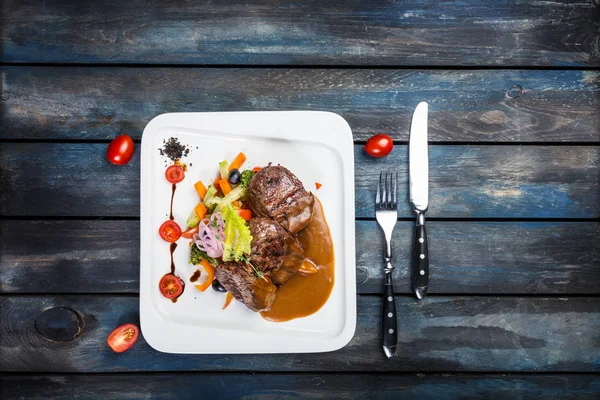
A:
165,165,185,184
106,135,135,165
159,220,181,242
107,323,139,353
365,134,393,158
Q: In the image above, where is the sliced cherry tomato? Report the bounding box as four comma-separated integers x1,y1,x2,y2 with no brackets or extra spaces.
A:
159,273,184,299
365,134,393,158
165,165,185,184
106,135,135,165
107,323,139,353
159,220,181,242
181,226,199,239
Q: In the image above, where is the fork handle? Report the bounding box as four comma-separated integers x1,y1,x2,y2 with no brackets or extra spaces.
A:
413,211,429,299
382,266,397,358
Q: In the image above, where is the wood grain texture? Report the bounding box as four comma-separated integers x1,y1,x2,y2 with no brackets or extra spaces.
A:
2,220,598,295
2,373,600,400
1,296,598,372
1,143,597,218
2,0,599,66
1,67,598,142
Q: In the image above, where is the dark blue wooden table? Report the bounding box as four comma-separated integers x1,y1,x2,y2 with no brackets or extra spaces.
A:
1,1,599,398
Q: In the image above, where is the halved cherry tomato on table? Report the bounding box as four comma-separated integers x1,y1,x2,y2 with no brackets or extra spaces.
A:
181,226,199,239
365,134,393,158
107,323,139,353
159,273,184,300
106,135,135,165
165,165,185,183
159,220,181,242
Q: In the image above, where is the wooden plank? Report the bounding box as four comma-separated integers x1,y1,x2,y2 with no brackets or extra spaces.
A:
2,373,599,400
1,143,597,218
2,220,598,295
1,67,598,142
2,0,598,66
1,296,598,372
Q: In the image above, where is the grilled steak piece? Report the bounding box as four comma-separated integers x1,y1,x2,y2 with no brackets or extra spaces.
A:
249,217,304,285
214,262,276,312
248,166,315,234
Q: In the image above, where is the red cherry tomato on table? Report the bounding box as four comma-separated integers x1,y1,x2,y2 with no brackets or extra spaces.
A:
106,135,135,165
159,220,181,242
159,273,184,300
365,134,393,158
165,165,185,184
107,323,139,353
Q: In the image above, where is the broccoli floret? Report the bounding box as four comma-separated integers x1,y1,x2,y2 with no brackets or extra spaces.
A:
189,244,217,266
240,170,255,188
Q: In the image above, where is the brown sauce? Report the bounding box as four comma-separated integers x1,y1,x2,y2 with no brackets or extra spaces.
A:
169,184,176,220
261,197,334,322
169,242,178,275
190,269,201,283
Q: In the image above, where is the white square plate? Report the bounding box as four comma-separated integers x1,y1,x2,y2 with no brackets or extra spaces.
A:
140,111,356,354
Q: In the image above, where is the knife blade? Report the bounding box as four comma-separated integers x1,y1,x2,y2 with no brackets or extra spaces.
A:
409,102,429,300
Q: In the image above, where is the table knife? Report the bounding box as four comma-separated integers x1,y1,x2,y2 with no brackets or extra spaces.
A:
409,102,429,300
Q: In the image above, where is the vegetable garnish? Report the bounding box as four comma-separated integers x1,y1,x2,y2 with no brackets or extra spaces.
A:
194,260,215,292
222,204,252,262
223,292,234,309
237,209,253,221
194,203,208,220
194,181,208,200
190,243,218,266
193,213,225,258
181,226,199,239
315,182,322,190
228,152,247,172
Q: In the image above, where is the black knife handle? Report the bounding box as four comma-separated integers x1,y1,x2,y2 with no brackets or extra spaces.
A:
412,211,429,298
382,268,397,357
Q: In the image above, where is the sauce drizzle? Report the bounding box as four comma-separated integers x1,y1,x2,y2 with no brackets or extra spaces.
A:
190,269,201,283
169,184,176,220
170,242,178,275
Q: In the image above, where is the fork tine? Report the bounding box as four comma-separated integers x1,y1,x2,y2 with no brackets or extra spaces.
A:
385,172,390,209
376,172,382,207
393,171,398,207
381,172,387,209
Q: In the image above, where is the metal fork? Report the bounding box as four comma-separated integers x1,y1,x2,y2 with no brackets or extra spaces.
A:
375,171,398,358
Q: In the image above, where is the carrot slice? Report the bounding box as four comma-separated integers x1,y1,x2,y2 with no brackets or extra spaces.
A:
236,209,253,221
181,226,199,239
213,175,221,192
194,203,207,219
252,166,262,173
194,260,214,292
194,181,207,200
219,179,232,195
223,292,234,309
228,152,246,172
315,182,322,190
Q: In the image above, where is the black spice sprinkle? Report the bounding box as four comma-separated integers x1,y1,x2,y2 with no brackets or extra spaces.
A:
159,137,190,161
